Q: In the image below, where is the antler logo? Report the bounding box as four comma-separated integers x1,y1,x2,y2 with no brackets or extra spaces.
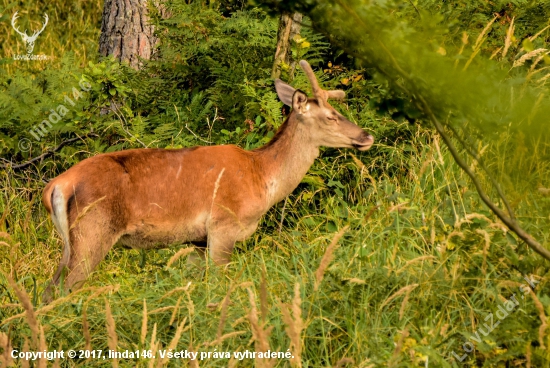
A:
11,11,49,55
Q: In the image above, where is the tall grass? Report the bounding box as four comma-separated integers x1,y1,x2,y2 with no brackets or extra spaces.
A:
1,126,549,366
1,0,549,367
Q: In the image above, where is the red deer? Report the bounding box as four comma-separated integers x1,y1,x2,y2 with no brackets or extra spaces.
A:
42,60,374,302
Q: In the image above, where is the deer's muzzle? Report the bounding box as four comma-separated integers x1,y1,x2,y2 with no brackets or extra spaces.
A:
352,133,374,151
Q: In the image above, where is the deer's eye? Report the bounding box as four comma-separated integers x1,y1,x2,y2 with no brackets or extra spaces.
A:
327,116,338,122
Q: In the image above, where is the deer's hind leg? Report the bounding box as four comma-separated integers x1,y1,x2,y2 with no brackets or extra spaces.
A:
43,189,122,303
63,221,120,294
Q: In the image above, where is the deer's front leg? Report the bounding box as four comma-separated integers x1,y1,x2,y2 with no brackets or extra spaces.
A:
207,233,236,265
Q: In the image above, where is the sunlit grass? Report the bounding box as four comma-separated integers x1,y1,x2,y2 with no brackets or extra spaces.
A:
1,0,549,366
1,127,549,366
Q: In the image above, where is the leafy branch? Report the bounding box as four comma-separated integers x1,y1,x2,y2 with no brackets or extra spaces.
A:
415,96,550,260
295,0,550,261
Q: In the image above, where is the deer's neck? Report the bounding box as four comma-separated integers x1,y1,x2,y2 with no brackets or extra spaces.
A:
254,114,319,206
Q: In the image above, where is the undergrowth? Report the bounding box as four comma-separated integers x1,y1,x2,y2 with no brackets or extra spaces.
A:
1,0,550,367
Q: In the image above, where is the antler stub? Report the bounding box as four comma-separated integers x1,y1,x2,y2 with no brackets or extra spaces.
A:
299,60,346,103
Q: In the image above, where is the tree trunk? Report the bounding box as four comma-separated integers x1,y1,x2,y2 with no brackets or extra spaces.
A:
271,12,303,80
99,0,158,69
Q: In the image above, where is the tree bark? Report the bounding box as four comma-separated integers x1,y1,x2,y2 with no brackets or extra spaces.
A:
99,0,158,69
272,12,303,80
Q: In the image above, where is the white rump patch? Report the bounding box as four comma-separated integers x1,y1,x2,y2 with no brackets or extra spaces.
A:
51,186,71,265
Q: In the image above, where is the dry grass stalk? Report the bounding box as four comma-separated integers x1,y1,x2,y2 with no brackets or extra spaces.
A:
417,155,433,179
488,222,508,233
476,229,491,276
206,331,246,347
1,303,22,309
529,52,550,74
188,341,199,368
186,286,195,317
490,46,503,60
141,299,148,346
149,306,177,314
228,353,238,368
0,332,13,367
207,302,219,311
148,323,158,368
388,202,411,213
166,247,196,268
454,31,469,68
399,289,413,321
105,299,119,368
455,213,508,233
247,288,275,368
474,17,498,50
446,231,464,241
21,338,29,368
464,213,492,223
37,325,47,368
85,285,120,305
433,135,445,165
160,285,191,300
537,72,550,84
215,284,237,344
344,278,366,284
215,203,247,232
280,283,304,367
52,355,61,368
160,318,187,366
260,266,269,324
463,15,498,70
502,17,515,58
529,91,546,121
82,306,92,352
388,328,409,368
496,280,523,289
206,278,240,346
362,205,380,224
315,226,348,291
1,284,118,326
430,220,436,245
396,255,436,274
529,291,548,349
350,153,366,171
380,284,418,310
529,24,550,41
231,316,247,328
69,196,106,230
334,357,354,367
5,273,39,348
210,167,226,213
513,48,548,68
170,296,182,325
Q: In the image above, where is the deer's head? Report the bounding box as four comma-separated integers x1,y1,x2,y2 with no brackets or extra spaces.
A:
275,60,374,151
11,11,49,54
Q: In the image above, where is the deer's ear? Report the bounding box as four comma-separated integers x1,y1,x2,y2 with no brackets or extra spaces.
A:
292,90,309,114
275,79,295,106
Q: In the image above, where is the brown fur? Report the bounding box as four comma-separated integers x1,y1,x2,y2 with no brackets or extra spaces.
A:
41,61,374,302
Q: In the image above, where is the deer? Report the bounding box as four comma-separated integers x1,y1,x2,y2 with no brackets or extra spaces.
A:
41,60,374,303
11,11,49,55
